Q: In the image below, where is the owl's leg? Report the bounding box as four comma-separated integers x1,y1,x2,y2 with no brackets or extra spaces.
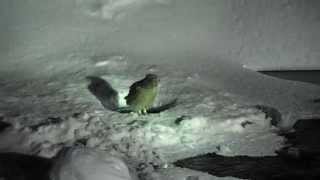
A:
137,110,143,115
142,108,147,115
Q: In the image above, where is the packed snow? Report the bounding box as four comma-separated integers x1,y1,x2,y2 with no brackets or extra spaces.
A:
1,0,320,180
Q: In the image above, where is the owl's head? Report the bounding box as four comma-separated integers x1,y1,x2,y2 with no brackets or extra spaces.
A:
145,74,159,87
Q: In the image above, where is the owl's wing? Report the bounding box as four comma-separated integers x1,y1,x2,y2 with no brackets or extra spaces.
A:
125,81,142,100
129,81,141,90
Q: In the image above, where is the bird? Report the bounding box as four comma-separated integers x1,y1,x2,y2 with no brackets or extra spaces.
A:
125,74,159,114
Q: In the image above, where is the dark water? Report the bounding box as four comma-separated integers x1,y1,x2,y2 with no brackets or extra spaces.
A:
260,70,320,86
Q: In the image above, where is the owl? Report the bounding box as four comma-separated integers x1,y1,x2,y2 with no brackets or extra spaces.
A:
125,74,159,114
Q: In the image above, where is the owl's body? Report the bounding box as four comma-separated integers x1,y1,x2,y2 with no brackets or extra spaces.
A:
125,74,159,114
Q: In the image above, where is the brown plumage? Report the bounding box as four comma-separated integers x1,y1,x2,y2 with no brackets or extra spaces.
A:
125,74,159,113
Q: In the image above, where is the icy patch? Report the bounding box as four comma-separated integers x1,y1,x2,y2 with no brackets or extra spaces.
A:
50,146,135,180
95,61,110,67
94,55,127,67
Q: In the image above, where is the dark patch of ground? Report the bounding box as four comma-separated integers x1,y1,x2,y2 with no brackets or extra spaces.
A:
0,120,11,132
0,152,52,180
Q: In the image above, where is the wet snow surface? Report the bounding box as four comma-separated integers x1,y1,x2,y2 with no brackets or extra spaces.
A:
1,53,320,180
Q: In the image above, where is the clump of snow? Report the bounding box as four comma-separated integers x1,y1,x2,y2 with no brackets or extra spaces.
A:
50,146,136,180
93,55,128,68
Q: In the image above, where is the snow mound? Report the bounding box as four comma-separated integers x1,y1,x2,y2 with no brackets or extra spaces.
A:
50,146,136,180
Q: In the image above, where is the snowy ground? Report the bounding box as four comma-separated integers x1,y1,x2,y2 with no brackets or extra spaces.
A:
1,52,320,179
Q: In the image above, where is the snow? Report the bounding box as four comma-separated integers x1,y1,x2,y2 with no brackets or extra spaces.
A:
0,54,319,179
1,57,317,179
1,0,320,180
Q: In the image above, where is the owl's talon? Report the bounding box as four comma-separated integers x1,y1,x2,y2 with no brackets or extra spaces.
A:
142,109,147,115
